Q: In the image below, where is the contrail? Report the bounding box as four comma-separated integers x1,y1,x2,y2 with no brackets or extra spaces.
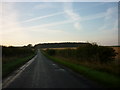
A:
21,12,64,23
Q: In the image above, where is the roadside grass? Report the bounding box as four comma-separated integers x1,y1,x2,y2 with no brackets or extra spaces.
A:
2,54,35,78
49,55,120,76
42,51,120,88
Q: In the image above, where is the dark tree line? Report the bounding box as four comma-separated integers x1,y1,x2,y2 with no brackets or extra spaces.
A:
34,42,88,49
2,46,34,57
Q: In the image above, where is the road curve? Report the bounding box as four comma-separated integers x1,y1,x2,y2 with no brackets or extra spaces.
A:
5,50,102,88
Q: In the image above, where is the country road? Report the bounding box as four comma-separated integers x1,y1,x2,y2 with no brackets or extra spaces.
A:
4,50,102,88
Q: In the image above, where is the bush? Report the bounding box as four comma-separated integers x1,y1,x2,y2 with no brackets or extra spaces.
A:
76,43,97,60
98,46,116,63
46,49,56,56
77,43,117,63
45,43,117,63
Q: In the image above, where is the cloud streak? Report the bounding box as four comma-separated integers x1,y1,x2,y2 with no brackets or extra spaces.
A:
98,7,118,31
22,10,108,31
24,18,80,30
3,2,105,27
63,2,82,30
19,2,106,24
33,3,54,9
22,12,64,23
1,4,108,34
1,2,117,46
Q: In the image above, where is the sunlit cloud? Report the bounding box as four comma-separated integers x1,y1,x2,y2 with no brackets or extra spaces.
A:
0,3,28,46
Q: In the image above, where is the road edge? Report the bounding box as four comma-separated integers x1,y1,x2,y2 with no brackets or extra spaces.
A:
2,55,37,88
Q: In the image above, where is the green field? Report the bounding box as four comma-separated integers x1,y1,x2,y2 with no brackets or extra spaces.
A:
2,46,36,78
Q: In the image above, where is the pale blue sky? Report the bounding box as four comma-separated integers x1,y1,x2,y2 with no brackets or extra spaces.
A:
0,2,118,46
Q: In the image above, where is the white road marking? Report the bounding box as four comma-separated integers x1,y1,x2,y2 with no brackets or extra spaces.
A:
2,55,37,88
52,64,57,66
55,69,65,71
52,64,66,72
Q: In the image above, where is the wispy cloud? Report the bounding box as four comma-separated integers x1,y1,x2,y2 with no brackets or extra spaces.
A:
63,2,82,30
1,3,109,33
33,3,54,10
98,7,118,31
23,11,108,31
1,2,118,46
8,2,105,27
82,12,106,21
20,2,105,24
24,19,79,29
22,12,64,23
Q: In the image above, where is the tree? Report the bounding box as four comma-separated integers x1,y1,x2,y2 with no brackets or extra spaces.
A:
27,44,33,48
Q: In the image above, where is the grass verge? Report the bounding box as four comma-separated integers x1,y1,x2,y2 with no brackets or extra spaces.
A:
42,51,120,88
2,54,35,78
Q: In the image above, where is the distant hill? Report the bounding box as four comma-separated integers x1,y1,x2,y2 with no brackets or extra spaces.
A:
34,42,89,49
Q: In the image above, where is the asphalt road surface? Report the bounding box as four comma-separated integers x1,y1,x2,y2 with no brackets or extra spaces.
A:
5,50,102,88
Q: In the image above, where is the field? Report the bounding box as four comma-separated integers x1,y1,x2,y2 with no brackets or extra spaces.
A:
2,46,35,78
43,44,120,76
42,47,77,50
43,46,120,64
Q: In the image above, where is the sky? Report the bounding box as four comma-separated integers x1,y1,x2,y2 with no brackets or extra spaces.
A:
0,1,118,46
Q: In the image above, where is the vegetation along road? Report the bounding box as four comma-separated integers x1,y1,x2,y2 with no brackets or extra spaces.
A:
3,50,102,88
